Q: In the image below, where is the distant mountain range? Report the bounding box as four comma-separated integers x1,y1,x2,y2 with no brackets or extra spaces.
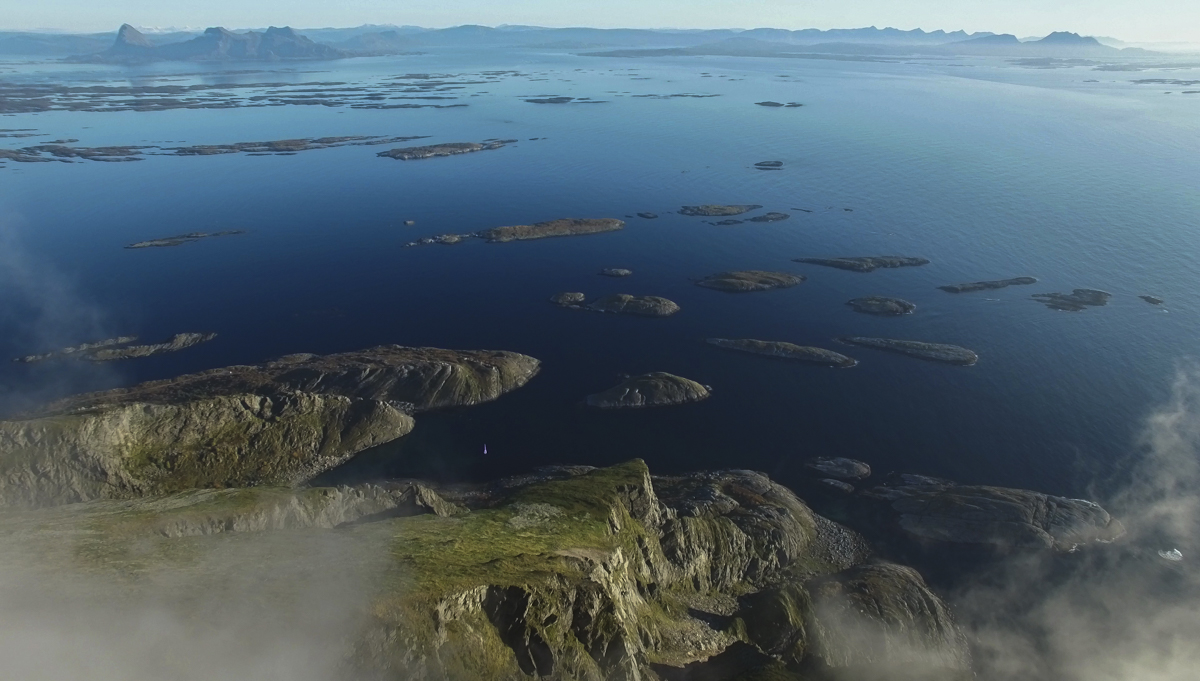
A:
0,23,1166,61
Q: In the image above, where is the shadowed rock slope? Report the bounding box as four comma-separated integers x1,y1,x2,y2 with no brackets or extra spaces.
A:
0,346,539,507
0,461,973,681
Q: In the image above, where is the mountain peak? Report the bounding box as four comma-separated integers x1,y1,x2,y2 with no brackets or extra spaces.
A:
114,24,153,49
1037,31,1102,45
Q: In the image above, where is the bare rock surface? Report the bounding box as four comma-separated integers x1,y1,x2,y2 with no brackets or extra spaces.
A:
837,337,978,366
585,372,710,409
696,270,805,292
706,338,857,368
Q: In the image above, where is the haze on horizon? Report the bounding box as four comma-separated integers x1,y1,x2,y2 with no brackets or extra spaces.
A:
4,0,1198,45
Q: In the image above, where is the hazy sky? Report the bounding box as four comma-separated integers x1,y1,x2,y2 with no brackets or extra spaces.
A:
4,0,1197,43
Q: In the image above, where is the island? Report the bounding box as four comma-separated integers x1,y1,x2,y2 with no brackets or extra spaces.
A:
126,231,244,249
748,212,790,222
0,345,540,507
86,332,217,361
938,276,1037,293
586,294,680,317
377,140,510,160
1140,295,1165,305
846,296,916,315
599,268,633,277
806,457,872,480
866,473,1125,550
755,101,803,107
794,256,930,272
679,204,763,217
481,218,625,242
585,372,710,409
754,161,784,169
549,292,587,307
1031,288,1111,311
836,337,978,365
706,338,858,367
695,270,805,292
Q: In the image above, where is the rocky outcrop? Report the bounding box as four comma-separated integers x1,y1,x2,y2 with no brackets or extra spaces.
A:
587,294,681,317
1140,295,1164,305
550,291,587,307
847,296,916,315
747,211,790,223
696,270,805,292
679,204,763,217
0,346,539,506
84,332,216,361
377,140,509,160
806,457,871,480
2,461,976,681
865,473,1125,550
706,338,858,368
480,218,625,242
938,277,1037,293
1032,288,1111,311
837,337,978,366
585,372,710,409
13,335,138,363
600,268,633,277
795,256,930,273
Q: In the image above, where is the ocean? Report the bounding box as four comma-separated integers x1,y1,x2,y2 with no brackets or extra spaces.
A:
2,47,1198,501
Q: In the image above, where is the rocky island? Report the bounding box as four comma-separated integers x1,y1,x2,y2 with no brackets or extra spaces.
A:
938,276,1038,293
481,218,625,242
795,256,930,273
1139,295,1164,305
696,270,805,292
1032,288,1112,311
806,457,872,480
16,332,218,362
0,345,539,507
707,338,858,368
586,294,681,317
549,291,587,307
599,268,633,277
377,140,511,160
837,337,979,365
126,230,244,248
679,204,763,217
865,473,1125,550
585,372,711,409
747,211,790,222
846,296,917,315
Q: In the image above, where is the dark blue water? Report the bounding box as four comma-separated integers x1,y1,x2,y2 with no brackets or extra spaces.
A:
2,49,1198,498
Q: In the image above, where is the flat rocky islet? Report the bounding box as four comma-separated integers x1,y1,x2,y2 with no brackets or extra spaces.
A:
679,204,763,217
754,160,784,169
0,345,540,506
747,211,790,222
1032,288,1112,311
938,276,1038,293
695,270,806,292
586,293,681,317
837,337,979,366
585,372,710,409
125,230,244,248
706,338,858,368
755,101,804,107
14,332,216,363
846,296,917,315
865,473,1125,550
795,256,931,272
2,136,438,165
404,218,625,248
806,456,872,480
636,212,658,219
549,291,586,307
599,268,633,277
1139,295,1165,305
376,139,512,160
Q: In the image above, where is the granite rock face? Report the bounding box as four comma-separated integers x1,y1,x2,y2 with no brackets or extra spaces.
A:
0,346,540,507
865,473,1125,550
795,256,930,273
696,270,805,292
837,337,978,366
706,338,858,368
847,297,917,316
585,372,710,409
1,461,973,681
587,294,681,317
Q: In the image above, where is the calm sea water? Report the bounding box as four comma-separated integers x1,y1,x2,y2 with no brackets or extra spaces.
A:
2,48,1198,500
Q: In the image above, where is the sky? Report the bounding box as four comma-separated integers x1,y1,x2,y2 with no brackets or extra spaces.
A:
3,0,1197,44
